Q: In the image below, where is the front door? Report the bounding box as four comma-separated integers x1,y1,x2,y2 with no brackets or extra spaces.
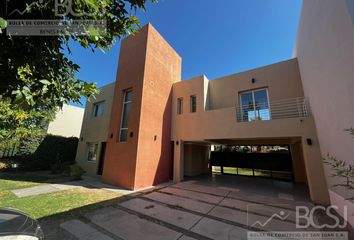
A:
97,142,106,175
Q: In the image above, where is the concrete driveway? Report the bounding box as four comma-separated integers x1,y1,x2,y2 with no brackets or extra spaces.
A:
57,175,352,240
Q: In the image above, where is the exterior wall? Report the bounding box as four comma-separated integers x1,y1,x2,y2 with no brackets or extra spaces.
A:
172,59,329,204
295,0,354,224
172,59,309,141
102,24,182,189
102,26,147,189
47,104,84,137
208,59,304,110
184,144,210,177
290,142,307,184
75,83,115,176
133,24,181,189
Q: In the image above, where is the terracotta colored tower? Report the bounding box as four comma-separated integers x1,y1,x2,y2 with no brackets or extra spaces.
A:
102,24,182,190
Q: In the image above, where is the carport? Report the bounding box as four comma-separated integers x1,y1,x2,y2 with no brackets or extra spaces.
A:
179,138,310,201
173,137,328,204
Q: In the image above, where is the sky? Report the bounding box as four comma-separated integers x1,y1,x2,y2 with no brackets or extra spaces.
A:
67,0,303,107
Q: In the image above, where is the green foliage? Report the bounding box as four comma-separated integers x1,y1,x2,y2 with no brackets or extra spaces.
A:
345,127,354,137
323,153,354,190
0,98,55,153
0,0,155,108
323,127,354,191
1,0,154,148
14,135,79,171
69,164,85,180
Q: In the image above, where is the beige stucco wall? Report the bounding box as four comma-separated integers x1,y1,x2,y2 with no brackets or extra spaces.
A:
172,59,312,141
172,59,329,204
290,142,307,184
75,82,115,175
184,143,210,177
208,59,304,110
47,104,84,137
295,0,354,224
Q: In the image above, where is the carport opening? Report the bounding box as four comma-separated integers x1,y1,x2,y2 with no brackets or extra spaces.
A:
210,145,293,181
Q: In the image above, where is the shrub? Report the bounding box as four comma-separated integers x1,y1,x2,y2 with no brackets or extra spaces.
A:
69,164,85,180
0,161,9,171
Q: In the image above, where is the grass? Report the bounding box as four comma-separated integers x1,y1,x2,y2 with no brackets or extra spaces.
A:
0,172,121,219
212,166,292,180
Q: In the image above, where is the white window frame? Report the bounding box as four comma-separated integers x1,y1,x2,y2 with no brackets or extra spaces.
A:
239,88,271,121
87,142,99,162
177,97,183,115
93,101,105,117
119,89,132,142
190,95,197,113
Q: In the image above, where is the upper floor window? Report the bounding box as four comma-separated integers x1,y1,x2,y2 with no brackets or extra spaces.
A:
239,88,270,121
177,98,183,115
190,95,196,113
119,90,132,142
87,143,98,162
93,101,105,117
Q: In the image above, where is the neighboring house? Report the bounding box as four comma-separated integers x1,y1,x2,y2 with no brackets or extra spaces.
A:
75,0,354,216
1,104,84,159
47,104,84,138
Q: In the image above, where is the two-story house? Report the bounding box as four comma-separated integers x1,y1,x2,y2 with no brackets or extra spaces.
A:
75,24,328,205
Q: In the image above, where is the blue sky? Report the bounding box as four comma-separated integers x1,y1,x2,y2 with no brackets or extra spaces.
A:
67,0,303,106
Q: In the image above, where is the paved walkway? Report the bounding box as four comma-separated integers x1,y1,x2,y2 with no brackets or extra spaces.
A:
56,176,353,240
11,176,138,198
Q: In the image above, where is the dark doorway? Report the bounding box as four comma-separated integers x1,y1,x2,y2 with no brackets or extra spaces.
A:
97,142,106,175
170,141,174,180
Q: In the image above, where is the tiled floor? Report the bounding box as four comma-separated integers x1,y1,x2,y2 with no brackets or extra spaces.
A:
58,175,353,240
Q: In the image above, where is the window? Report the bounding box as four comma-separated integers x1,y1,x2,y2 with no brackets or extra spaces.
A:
119,90,132,142
190,95,196,113
93,101,105,117
347,0,354,26
177,98,183,115
87,143,98,162
240,88,270,121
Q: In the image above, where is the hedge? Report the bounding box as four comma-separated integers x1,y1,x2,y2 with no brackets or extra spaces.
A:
7,134,78,171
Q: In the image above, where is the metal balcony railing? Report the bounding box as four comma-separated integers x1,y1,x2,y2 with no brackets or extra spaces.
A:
236,97,309,122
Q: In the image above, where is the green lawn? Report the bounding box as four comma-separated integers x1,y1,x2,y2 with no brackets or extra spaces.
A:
212,166,292,180
0,172,121,219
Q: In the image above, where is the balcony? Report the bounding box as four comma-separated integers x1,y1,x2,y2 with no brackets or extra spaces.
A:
236,97,309,122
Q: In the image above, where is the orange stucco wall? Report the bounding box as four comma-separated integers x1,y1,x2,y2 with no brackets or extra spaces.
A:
102,24,181,190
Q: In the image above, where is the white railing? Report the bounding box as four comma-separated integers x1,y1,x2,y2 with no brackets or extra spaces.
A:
236,97,309,122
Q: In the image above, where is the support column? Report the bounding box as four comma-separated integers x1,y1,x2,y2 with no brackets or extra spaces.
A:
301,137,330,204
290,142,307,183
173,140,184,182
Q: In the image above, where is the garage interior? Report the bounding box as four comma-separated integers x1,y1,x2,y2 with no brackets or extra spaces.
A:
183,138,309,192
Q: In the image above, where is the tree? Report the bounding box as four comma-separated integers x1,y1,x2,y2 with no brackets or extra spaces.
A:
0,0,154,108
0,98,55,153
0,0,154,151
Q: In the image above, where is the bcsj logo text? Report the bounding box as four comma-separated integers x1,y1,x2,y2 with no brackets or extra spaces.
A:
296,205,347,229
55,0,106,17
